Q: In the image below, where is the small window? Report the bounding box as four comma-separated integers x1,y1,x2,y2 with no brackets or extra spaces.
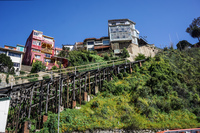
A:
35,55,41,59
112,23,116,25
33,41,41,46
34,32,39,36
87,42,94,45
103,40,110,44
32,49,40,52
8,52,21,57
13,62,20,67
45,53,51,58
44,59,51,63
0,50,6,54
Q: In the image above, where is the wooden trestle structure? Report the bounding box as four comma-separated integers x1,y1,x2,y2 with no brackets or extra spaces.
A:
0,59,146,132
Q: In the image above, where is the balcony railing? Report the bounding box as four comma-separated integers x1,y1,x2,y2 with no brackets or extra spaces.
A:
41,48,52,54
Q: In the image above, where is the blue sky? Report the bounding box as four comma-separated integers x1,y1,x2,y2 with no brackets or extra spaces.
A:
0,0,199,49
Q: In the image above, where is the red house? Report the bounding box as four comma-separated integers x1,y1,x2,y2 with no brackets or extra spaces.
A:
23,30,68,69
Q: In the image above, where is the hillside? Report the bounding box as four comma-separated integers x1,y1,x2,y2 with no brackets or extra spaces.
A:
39,48,200,133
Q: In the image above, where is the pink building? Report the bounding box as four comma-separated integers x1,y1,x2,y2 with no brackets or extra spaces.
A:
23,30,68,69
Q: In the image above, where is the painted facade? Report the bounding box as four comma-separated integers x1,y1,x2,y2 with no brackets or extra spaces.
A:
23,30,68,69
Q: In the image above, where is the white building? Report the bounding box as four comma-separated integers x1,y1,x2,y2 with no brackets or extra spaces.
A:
84,37,110,52
0,46,24,73
108,19,139,44
62,44,75,51
108,19,140,54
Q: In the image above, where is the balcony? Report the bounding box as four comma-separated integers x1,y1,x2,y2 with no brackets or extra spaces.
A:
41,48,52,54
42,39,54,45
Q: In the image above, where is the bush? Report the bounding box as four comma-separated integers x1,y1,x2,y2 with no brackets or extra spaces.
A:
51,65,57,70
121,48,130,58
117,73,123,79
104,53,110,61
43,74,50,80
91,101,100,108
20,71,25,75
31,60,46,73
123,72,129,77
135,53,146,61
28,78,38,82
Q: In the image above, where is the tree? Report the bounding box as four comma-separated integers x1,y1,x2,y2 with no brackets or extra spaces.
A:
186,17,200,42
0,54,15,74
121,48,130,58
176,40,192,50
31,60,46,73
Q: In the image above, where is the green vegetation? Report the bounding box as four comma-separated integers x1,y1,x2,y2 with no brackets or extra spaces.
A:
176,40,192,51
39,48,200,132
135,53,146,61
67,50,104,66
31,60,46,73
51,65,58,70
121,48,130,58
186,17,200,43
43,74,50,80
20,71,26,75
0,54,15,74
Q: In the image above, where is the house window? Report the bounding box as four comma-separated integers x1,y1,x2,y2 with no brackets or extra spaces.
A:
87,41,94,45
45,53,51,58
44,59,51,63
88,48,94,51
13,62,20,67
8,52,21,58
34,32,39,36
33,40,41,46
103,40,110,45
0,50,6,54
32,49,40,52
35,55,41,59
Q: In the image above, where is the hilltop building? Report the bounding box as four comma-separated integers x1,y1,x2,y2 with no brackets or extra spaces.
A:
74,42,84,50
108,19,140,54
23,30,68,69
54,47,62,55
83,37,110,53
62,44,75,51
0,45,24,73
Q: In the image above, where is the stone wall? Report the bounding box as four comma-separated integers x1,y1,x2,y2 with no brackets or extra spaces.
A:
127,44,160,62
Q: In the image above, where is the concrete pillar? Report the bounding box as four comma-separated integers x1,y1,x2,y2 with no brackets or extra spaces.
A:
95,86,98,94
43,115,48,123
139,61,142,67
84,92,88,102
23,121,29,133
72,100,76,109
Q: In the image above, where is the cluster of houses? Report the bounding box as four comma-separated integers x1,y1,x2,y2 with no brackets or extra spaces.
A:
0,19,149,73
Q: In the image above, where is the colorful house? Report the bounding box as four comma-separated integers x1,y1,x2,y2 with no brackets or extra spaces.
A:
23,30,68,69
